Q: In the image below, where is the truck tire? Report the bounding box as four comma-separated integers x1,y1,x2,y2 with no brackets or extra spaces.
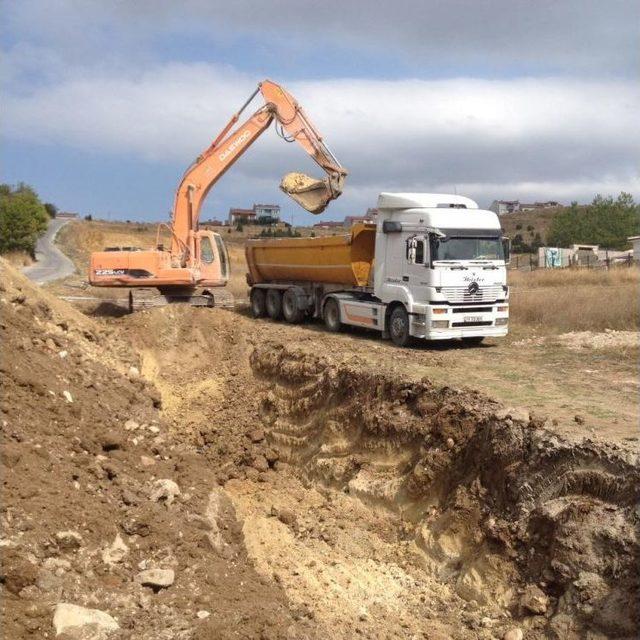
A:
462,336,484,346
282,289,305,324
323,298,342,332
389,306,412,347
265,289,283,320
250,288,266,318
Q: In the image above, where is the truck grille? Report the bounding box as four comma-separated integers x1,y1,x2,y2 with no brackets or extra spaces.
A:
440,285,503,304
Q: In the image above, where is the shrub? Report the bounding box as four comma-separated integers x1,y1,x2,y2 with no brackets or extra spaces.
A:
0,183,49,256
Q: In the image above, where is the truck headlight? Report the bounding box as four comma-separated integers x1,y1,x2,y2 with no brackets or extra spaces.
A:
495,318,508,326
431,320,449,328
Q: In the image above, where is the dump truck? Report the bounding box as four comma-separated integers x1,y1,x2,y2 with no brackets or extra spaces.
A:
246,193,510,346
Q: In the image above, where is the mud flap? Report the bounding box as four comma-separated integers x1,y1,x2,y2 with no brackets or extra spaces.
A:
280,172,343,214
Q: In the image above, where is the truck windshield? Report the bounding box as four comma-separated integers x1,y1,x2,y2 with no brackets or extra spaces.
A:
432,237,505,262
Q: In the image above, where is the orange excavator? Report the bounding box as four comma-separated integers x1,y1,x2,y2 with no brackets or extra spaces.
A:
88,80,347,309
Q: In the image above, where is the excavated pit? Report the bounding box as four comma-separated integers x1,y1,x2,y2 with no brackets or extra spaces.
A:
5,261,636,640
249,344,640,639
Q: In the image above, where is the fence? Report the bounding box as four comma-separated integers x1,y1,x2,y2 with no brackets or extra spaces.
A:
508,252,634,271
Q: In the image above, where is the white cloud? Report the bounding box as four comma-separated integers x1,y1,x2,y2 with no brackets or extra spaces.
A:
4,64,639,212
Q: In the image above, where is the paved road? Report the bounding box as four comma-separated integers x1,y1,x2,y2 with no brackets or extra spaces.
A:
22,218,77,284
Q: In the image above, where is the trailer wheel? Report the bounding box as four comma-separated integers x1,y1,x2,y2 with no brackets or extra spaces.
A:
265,289,283,320
323,298,342,332
389,306,412,347
250,288,267,318
282,289,305,324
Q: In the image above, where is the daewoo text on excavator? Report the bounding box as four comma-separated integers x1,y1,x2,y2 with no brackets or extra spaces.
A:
88,80,347,310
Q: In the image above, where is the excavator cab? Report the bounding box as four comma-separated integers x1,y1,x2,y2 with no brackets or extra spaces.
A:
195,230,229,286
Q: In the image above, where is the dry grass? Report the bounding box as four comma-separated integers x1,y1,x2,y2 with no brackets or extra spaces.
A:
510,266,639,331
509,266,640,288
2,251,34,268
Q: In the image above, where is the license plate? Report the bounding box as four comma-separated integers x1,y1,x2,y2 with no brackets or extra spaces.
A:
464,316,482,322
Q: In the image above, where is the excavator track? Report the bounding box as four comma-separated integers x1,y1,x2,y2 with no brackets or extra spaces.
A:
128,288,235,312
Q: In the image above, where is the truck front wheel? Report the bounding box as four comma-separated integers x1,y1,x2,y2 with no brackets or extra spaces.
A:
250,288,266,318
389,306,412,347
265,289,283,320
323,298,342,332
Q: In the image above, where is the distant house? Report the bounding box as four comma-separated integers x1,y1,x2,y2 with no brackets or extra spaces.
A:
253,204,280,222
312,221,343,229
489,200,521,215
343,209,377,227
489,200,562,215
228,208,256,225
629,236,640,261
344,215,372,227
57,212,79,219
228,203,280,226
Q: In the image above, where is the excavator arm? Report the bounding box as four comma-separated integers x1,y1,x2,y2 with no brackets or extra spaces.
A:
170,80,347,260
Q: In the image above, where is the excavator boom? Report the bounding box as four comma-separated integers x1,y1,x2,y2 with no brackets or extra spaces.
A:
170,79,346,258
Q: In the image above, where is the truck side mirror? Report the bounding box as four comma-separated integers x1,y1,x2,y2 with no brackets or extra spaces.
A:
502,237,511,264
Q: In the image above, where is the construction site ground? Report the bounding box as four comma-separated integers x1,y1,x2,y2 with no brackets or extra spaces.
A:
1,221,638,639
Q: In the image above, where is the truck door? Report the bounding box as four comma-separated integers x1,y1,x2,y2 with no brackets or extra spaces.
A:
403,235,430,301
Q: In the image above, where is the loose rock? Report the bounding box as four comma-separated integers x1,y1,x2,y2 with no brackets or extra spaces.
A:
101,534,129,565
136,568,175,590
521,584,549,614
149,478,180,505
53,603,119,636
503,628,523,640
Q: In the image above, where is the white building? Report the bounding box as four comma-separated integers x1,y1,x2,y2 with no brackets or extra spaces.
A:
629,236,640,261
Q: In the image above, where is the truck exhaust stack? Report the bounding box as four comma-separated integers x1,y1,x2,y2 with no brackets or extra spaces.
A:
280,172,345,214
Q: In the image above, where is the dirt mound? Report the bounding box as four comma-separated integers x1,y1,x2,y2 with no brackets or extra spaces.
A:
251,344,640,639
0,262,310,639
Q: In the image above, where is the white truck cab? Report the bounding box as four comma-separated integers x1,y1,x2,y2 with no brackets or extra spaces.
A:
372,192,509,344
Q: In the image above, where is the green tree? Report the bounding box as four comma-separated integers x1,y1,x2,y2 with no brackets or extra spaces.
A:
44,202,58,218
547,193,640,249
0,183,49,255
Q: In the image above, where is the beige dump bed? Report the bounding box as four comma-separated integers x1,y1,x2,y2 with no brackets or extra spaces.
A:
245,223,376,287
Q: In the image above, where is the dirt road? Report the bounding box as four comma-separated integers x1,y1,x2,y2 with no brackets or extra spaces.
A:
22,218,76,284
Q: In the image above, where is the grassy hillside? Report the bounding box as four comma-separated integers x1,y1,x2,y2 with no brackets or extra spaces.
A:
498,207,564,251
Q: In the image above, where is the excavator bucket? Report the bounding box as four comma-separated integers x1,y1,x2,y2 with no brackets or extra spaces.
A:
280,172,344,215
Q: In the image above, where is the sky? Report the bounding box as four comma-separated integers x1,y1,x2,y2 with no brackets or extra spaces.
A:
1,0,639,224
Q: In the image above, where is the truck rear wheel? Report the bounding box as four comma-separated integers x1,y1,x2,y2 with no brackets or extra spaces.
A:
250,288,266,318
265,289,283,320
323,298,342,332
389,306,412,347
282,289,305,324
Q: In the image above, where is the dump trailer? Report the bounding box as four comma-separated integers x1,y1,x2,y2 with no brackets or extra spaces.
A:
246,193,510,347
